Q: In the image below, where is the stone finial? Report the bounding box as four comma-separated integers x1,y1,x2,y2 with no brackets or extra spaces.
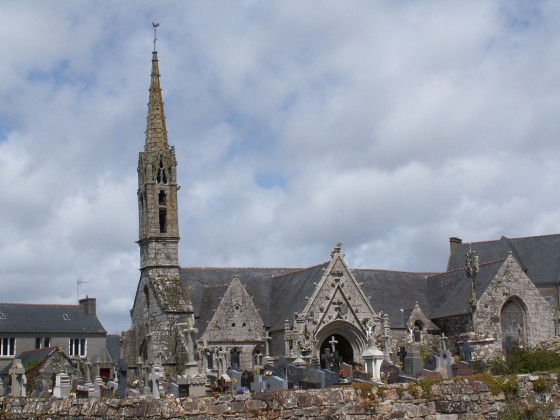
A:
331,243,342,257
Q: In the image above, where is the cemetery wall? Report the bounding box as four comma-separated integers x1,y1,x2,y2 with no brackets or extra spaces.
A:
2,373,560,419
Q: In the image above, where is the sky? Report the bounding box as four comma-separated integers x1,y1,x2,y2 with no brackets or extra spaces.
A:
1,1,560,334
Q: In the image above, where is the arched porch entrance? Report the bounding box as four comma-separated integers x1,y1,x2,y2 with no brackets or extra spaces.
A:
315,320,367,366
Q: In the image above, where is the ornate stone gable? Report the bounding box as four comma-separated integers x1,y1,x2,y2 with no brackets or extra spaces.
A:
203,277,264,343
475,253,555,353
299,244,377,336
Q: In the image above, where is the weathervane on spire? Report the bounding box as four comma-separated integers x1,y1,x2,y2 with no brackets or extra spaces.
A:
152,22,160,51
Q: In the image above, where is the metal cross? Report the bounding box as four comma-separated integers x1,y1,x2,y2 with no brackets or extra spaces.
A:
152,22,160,51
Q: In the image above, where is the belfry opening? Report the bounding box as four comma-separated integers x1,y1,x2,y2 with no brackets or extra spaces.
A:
320,334,353,367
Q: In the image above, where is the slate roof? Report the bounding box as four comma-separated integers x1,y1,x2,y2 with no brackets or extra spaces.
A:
181,267,300,339
427,259,504,319
105,334,121,363
353,269,436,328
0,303,106,334
447,234,560,285
0,347,57,376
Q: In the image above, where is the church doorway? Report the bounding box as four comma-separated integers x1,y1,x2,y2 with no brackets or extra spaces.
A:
320,334,353,367
501,298,527,353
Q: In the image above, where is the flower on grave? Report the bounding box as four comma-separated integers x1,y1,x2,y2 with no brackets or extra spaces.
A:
232,378,237,384
132,380,140,388
340,370,347,378
236,386,249,394
264,370,272,376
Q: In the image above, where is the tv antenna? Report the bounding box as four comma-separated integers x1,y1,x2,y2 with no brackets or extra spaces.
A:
77,278,89,303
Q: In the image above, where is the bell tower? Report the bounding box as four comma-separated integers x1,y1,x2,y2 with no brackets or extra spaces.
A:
137,46,180,269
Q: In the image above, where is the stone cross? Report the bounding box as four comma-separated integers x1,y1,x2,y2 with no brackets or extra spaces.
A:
149,365,163,399
439,333,448,351
329,336,338,353
9,359,26,397
465,245,479,332
263,328,272,356
183,318,198,363
84,359,92,383
381,312,391,361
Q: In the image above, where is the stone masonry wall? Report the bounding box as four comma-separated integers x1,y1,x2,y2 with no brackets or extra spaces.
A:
2,373,560,419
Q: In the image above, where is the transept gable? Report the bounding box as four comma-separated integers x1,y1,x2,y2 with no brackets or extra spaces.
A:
299,244,376,335
203,276,264,343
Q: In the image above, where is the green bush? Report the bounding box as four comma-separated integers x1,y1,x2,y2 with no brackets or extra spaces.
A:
488,346,560,375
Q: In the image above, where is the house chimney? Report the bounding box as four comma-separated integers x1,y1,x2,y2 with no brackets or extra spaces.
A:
79,295,96,316
449,237,462,256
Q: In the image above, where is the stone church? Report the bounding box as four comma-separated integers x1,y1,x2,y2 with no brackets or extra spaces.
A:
122,47,557,380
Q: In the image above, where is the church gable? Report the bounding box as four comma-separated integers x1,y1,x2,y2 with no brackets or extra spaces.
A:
476,253,555,349
301,244,376,334
203,276,264,343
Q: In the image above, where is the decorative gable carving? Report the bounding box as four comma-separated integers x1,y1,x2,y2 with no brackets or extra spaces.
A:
299,245,377,336
203,276,264,343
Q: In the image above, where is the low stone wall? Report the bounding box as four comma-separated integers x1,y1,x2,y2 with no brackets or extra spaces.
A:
2,373,560,419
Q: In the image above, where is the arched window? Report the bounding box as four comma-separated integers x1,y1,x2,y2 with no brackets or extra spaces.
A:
501,298,526,353
230,348,241,371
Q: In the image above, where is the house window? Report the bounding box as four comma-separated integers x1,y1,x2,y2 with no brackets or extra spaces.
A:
35,337,51,349
69,338,87,357
0,337,15,356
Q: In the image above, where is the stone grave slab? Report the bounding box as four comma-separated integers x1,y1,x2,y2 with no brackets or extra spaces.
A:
380,360,401,384
321,369,339,388
403,346,423,377
250,375,266,393
263,375,287,391
302,369,325,389
424,355,437,371
451,361,476,377
166,382,179,398
437,349,454,378
339,362,352,381
417,369,442,380
228,370,242,391
287,364,304,389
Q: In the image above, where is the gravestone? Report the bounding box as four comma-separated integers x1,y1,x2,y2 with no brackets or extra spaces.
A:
166,382,179,398
228,369,242,392
274,356,288,379
99,383,113,398
437,349,454,378
339,362,352,381
250,375,266,393
451,361,476,377
263,364,279,377
417,369,442,380
149,364,164,399
115,359,128,399
125,388,141,398
9,359,26,397
424,354,437,371
32,379,51,398
287,364,304,389
301,369,325,389
241,370,254,390
459,342,474,362
321,369,339,387
263,375,287,391
397,347,407,367
53,371,71,398
403,346,423,377
380,360,401,384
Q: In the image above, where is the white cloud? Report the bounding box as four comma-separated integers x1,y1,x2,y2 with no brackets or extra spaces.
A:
1,1,560,333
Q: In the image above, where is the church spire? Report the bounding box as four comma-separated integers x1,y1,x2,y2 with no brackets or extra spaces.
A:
137,25,180,269
144,48,169,153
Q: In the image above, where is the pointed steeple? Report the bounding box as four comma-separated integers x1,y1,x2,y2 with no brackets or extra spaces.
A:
144,50,169,154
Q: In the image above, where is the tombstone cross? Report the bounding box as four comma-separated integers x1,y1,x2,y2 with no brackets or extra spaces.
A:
329,336,338,353
439,333,448,351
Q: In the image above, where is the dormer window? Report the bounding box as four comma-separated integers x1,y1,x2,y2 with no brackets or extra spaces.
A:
63,314,70,321
0,312,6,319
